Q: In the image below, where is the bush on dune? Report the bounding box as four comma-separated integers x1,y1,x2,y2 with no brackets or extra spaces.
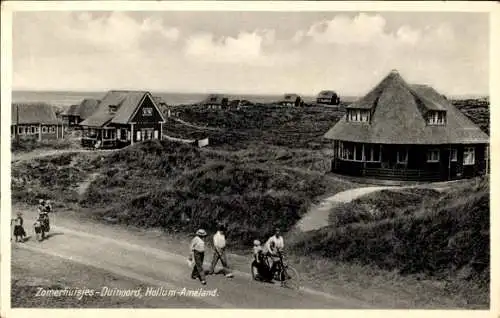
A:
292,177,489,284
329,188,442,226
11,138,75,153
92,162,330,246
11,153,84,204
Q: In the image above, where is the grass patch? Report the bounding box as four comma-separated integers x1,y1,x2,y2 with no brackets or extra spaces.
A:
290,177,489,307
11,138,76,154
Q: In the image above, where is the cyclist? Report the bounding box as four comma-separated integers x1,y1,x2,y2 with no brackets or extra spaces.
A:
264,227,285,277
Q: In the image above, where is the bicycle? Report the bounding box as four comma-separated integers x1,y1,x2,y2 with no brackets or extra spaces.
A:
251,250,300,290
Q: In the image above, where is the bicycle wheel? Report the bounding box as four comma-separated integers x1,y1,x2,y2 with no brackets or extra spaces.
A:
283,265,300,290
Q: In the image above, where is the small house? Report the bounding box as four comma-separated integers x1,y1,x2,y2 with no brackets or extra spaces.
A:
316,90,340,105
79,90,166,149
324,70,489,181
278,94,303,107
201,94,229,110
11,103,64,141
61,98,100,127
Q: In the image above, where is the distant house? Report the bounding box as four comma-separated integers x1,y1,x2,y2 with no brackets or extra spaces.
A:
228,99,253,110
324,70,489,181
278,94,303,107
316,90,340,105
11,103,64,141
201,94,229,110
61,98,100,127
79,90,166,149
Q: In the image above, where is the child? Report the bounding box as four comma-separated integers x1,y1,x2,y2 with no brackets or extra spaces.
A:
33,218,43,241
252,240,272,282
13,212,26,242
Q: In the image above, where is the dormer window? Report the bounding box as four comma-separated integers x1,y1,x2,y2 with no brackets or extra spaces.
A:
109,105,117,114
347,109,370,122
427,111,446,125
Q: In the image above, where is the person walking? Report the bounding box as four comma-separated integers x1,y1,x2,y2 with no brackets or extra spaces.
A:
13,212,26,242
189,229,207,285
208,223,233,278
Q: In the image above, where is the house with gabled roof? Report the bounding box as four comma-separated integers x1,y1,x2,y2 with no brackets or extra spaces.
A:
324,70,489,181
11,103,64,141
79,90,166,149
61,98,100,127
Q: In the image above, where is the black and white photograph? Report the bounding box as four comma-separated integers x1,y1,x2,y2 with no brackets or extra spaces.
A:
1,1,498,313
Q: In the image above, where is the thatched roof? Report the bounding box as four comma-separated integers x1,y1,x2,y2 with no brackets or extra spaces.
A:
324,70,489,144
80,90,165,127
63,98,100,119
11,103,59,125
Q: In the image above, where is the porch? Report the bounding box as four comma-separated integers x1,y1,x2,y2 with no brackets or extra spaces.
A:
332,141,487,181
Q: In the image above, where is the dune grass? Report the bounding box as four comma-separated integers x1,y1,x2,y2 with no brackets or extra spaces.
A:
289,176,489,307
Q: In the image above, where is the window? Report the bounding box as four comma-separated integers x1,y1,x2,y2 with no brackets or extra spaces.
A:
117,129,121,140
31,126,36,134
348,109,370,122
136,131,141,141
450,148,458,162
427,149,440,162
365,144,382,162
354,144,363,161
109,105,117,113
154,130,159,139
42,126,47,133
427,111,446,125
397,149,408,164
142,107,153,116
50,126,55,133
338,142,366,162
18,127,24,134
463,147,475,165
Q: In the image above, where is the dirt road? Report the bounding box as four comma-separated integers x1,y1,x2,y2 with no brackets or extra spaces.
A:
11,207,372,308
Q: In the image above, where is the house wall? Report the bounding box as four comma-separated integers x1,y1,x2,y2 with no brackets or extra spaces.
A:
131,95,164,124
332,140,488,181
11,124,62,141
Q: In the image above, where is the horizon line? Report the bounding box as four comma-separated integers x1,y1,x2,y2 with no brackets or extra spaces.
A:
11,89,490,98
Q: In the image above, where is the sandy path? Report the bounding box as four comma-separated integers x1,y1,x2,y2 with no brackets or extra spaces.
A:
11,206,372,309
11,149,116,163
297,183,453,232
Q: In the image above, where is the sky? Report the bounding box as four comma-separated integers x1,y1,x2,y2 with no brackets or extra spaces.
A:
12,11,489,96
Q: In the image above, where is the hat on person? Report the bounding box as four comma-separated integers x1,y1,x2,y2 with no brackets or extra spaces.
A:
253,240,261,246
196,229,207,237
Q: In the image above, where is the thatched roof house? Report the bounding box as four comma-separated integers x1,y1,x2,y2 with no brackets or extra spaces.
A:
316,90,340,105
11,103,63,140
324,70,489,181
79,90,166,149
278,93,303,107
62,98,100,126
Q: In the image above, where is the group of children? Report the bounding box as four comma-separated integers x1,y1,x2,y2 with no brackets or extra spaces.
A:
188,225,285,285
11,199,53,243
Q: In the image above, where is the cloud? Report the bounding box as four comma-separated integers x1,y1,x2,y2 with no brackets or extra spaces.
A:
184,29,276,64
12,12,486,96
293,13,455,50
